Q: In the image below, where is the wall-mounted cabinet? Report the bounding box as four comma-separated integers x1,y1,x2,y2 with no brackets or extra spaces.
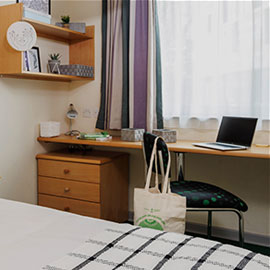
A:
0,3,95,82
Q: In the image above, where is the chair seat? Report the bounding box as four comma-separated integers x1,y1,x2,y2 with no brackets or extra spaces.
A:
170,181,248,212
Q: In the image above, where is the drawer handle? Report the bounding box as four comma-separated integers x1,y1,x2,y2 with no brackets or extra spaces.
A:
64,169,70,174
64,207,70,211
64,187,70,192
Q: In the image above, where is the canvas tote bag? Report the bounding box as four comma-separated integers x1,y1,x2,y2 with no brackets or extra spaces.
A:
134,137,186,234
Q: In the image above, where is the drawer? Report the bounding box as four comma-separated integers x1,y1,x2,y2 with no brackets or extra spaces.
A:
38,194,100,218
38,176,100,202
38,159,100,183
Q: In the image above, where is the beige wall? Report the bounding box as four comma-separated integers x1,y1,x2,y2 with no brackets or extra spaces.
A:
0,0,269,239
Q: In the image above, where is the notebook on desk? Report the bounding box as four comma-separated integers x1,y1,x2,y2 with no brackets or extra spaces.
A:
193,116,258,151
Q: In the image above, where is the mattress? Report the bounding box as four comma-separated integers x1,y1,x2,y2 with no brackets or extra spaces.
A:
0,199,269,270
0,198,121,270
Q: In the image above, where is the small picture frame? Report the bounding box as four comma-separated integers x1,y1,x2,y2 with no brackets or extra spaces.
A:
26,47,41,72
16,0,51,15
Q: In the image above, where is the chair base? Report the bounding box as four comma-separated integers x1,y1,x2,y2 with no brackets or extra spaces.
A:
187,208,244,247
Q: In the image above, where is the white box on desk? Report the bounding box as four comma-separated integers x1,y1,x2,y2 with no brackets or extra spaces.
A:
40,122,60,137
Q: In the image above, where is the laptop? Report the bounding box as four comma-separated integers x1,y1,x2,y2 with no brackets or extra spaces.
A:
193,116,258,151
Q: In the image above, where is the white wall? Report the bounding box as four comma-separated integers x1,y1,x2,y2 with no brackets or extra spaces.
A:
0,79,69,203
0,0,268,240
185,153,270,237
52,0,102,134
0,0,101,203
0,0,70,203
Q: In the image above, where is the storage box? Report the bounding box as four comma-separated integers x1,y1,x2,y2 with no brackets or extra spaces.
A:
59,65,94,78
121,128,145,142
55,22,86,33
40,122,60,137
23,7,51,24
152,129,177,143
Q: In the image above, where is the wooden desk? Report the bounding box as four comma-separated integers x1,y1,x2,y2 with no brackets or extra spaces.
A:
38,135,269,159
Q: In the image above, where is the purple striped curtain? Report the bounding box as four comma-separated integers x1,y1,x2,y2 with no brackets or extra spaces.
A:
96,0,163,131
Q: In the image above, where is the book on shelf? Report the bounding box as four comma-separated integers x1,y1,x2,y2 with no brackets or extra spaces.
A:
23,51,29,71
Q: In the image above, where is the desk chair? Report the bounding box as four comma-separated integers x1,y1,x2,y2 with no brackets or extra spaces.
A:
143,132,247,247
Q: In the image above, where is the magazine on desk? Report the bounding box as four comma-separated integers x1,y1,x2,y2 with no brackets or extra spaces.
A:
77,132,112,141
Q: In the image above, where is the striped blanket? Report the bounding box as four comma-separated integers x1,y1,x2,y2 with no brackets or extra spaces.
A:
43,225,269,270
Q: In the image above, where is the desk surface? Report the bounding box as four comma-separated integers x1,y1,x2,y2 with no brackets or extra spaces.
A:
37,135,269,159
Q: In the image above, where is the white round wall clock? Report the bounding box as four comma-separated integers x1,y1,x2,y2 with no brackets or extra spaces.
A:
7,21,37,51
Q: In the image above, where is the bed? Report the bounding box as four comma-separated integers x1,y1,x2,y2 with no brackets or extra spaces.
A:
0,198,269,270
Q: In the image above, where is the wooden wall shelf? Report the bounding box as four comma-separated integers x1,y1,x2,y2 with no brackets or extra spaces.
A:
23,18,94,43
1,72,94,82
0,3,95,82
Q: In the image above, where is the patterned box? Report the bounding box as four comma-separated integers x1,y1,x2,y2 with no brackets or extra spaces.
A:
59,65,94,78
55,22,86,33
121,128,145,142
152,129,177,143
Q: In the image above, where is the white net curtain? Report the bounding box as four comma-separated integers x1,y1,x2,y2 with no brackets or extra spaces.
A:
158,1,269,129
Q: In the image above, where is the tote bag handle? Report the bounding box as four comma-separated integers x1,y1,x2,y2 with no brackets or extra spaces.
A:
144,137,171,194
158,141,171,194
145,137,159,191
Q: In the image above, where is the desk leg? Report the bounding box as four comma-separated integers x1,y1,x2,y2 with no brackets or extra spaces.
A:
207,211,212,238
180,153,185,181
174,152,179,180
174,152,185,181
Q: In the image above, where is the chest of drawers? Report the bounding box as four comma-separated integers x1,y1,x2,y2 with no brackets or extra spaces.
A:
36,150,128,222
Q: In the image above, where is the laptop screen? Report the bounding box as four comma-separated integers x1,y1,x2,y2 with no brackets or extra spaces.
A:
216,116,258,146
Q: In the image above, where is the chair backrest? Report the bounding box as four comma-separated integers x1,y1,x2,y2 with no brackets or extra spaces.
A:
143,132,170,176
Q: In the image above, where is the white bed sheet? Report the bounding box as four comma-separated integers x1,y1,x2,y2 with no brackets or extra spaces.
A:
1,199,269,270
0,198,132,270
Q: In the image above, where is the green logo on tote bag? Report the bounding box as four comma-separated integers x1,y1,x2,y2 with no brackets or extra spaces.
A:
136,214,165,231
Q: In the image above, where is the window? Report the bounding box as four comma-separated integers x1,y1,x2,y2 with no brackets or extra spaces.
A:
158,1,269,129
